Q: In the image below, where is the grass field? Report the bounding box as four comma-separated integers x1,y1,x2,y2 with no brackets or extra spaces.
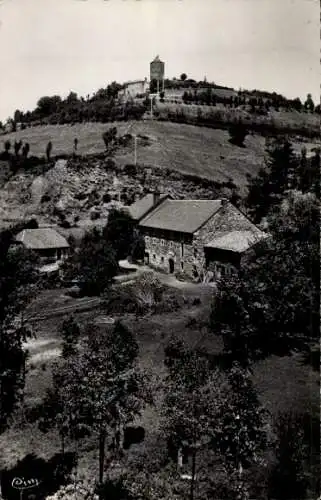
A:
1,121,318,188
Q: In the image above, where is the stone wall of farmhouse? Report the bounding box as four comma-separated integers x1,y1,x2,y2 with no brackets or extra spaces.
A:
191,203,258,276
141,228,193,275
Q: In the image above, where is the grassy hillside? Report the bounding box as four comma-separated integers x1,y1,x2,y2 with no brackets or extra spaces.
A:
0,121,318,188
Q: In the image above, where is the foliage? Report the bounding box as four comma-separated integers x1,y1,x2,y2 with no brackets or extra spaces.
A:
102,126,118,153
60,315,81,358
37,95,62,117
62,228,118,296
130,233,145,262
22,141,30,158
103,209,135,260
163,339,267,499
211,190,319,365
180,73,187,81
0,228,40,432
14,140,22,156
4,139,11,153
304,93,314,112
131,272,165,316
103,286,138,315
268,412,311,499
40,321,150,483
295,147,320,197
245,137,298,223
46,140,53,161
228,120,249,147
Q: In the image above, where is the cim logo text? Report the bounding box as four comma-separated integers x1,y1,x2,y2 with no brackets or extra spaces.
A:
11,477,40,490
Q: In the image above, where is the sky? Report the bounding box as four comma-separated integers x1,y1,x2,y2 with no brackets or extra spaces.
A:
0,0,319,121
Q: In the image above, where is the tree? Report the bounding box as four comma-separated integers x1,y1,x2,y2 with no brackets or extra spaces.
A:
130,233,145,262
304,93,314,112
163,340,267,500
296,148,320,196
211,190,319,364
14,140,22,156
60,315,80,359
103,209,135,260
13,109,23,124
37,95,62,117
22,142,30,159
0,228,40,432
102,127,118,153
42,321,149,484
180,73,187,81
292,97,302,111
245,137,297,223
4,140,11,154
268,412,310,499
46,141,53,161
62,228,118,296
228,121,248,147
73,138,78,155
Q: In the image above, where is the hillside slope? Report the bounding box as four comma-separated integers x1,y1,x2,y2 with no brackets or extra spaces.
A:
1,121,317,188
1,121,267,187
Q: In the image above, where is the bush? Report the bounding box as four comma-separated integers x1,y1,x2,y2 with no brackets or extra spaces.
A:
103,286,137,314
124,163,138,176
102,192,111,203
41,194,51,203
90,210,101,221
228,121,249,147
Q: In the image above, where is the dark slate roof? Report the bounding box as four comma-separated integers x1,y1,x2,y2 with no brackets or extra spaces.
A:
139,199,222,234
205,230,269,253
15,228,69,250
127,193,168,221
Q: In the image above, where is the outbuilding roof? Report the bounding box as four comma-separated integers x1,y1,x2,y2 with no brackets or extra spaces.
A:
139,199,222,234
15,228,69,250
205,230,268,253
128,193,168,221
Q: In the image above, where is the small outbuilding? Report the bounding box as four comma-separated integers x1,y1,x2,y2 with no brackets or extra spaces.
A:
15,227,69,265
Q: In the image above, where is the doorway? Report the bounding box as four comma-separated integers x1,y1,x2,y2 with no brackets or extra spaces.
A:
169,258,175,274
144,252,149,265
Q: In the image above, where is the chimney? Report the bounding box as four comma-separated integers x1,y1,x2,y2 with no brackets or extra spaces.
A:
153,190,161,206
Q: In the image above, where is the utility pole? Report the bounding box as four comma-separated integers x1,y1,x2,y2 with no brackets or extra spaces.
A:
150,96,153,118
134,134,137,165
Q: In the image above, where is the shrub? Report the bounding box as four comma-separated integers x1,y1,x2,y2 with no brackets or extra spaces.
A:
131,272,165,314
228,121,249,146
41,194,51,203
124,163,138,176
102,192,111,203
90,210,101,221
103,286,137,314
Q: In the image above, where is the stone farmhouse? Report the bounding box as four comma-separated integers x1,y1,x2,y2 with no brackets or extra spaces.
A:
128,194,268,280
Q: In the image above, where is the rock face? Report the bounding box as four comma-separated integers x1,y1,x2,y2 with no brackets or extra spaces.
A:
0,152,235,229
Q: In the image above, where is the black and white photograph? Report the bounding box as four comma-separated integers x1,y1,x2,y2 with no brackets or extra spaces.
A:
0,0,319,498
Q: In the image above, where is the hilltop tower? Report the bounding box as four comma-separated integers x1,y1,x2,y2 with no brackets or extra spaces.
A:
150,55,165,94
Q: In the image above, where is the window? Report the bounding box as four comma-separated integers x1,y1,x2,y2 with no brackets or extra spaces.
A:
181,243,184,258
153,254,156,260
161,256,164,264
169,241,173,248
